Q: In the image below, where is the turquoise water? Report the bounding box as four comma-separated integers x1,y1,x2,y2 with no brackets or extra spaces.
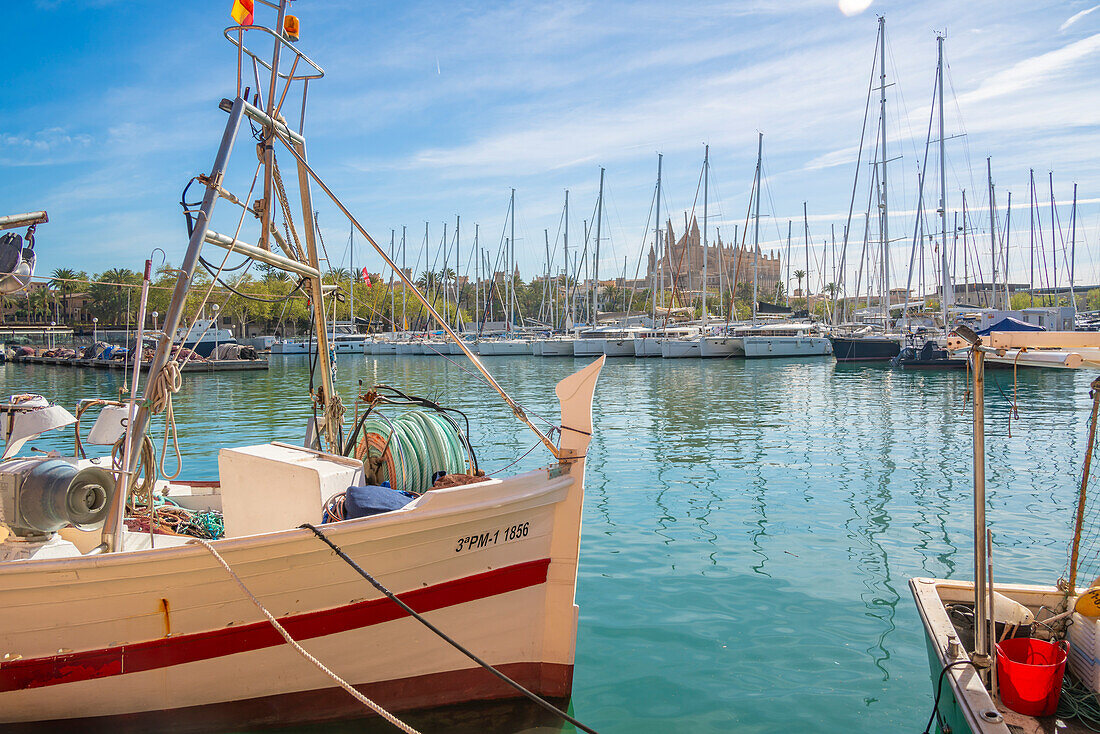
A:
2,355,1094,732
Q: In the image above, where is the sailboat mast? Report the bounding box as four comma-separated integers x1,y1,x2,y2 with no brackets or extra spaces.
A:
423,222,428,331
350,224,357,330
473,224,479,330
785,220,792,308
442,221,449,328
654,154,662,325
987,159,996,309
564,190,571,330
703,144,709,327
509,188,516,332
1050,172,1058,300
877,16,890,325
1030,170,1035,302
803,202,810,315
594,168,604,325
401,226,407,332
937,32,950,327
455,215,460,330
1071,183,1078,316
752,133,762,322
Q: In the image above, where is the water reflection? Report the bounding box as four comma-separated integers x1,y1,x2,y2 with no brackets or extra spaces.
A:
3,354,1097,733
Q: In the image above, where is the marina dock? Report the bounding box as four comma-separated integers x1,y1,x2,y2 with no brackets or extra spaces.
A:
11,355,268,372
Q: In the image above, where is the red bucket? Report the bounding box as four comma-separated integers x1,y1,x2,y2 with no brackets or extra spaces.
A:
996,637,1067,716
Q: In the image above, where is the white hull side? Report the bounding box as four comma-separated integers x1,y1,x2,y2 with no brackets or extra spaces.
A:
742,336,832,358
572,341,603,358
598,339,636,357
661,339,701,359
532,340,576,357
699,336,741,358
478,340,531,356
633,337,662,357
0,468,582,725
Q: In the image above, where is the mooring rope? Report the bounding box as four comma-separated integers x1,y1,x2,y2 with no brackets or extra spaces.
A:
300,523,600,734
194,538,421,734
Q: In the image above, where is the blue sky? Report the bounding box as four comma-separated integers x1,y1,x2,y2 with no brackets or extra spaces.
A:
4,0,1100,295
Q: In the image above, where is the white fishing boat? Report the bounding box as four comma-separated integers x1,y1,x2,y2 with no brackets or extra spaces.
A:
0,9,605,733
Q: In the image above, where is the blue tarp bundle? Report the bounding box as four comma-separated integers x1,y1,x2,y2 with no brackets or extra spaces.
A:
343,485,417,519
977,317,1045,336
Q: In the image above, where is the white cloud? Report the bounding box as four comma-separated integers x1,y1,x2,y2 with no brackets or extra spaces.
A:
959,32,1100,105
1061,4,1100,32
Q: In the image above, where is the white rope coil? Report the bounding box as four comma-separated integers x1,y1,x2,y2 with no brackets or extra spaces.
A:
195,538,421,734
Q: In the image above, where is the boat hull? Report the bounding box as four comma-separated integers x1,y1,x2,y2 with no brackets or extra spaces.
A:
699,336,741,358
742,336,832,358
598,338,635,357
661,339,700,358
572,340,604,358
477,340,530,356
829,336,900,362
532,339,575,357
0,469,583,729
632,337,662,357
5,661,571,734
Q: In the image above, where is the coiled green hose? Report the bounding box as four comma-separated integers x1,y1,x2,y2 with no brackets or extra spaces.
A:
357,410,470,494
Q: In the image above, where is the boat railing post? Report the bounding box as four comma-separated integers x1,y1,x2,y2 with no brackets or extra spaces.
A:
972,342,990,680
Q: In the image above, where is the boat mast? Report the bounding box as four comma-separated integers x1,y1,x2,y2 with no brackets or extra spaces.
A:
1071,183,1078,317
423,222,428,331
594,168,604,325
937,32,952,328
401,225,407,332
509,188,516,333
785,220,792,309
877,16,890,327
455,215,461,330
442,221,449,330
473,224,479,331
987,159,996,310
703,144,709,327
1029,171,1035,302
564,190,571,330
351,224,356,330
1050,172,1058,304
803,202,810,316
752,133,762,323
654,154,662,326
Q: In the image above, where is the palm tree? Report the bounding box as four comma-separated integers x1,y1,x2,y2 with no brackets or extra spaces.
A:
794,270,806,302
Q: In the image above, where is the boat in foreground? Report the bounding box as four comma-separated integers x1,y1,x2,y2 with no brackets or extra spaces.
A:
909,328,1100,734
0,9,605,731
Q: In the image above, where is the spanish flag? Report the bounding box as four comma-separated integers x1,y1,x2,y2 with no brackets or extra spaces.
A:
230,0,254,26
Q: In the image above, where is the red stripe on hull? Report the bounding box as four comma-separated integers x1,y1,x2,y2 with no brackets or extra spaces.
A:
1,558,550,693
0,662,574,734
